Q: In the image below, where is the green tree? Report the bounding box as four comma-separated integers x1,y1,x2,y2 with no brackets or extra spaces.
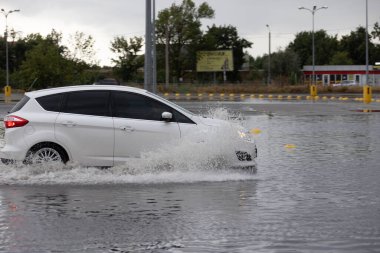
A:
200,25,252,81
340,26,379,64
156,0,214,80
329,51,353,65
263,49,300,85
371,22,380,40
110,36,144,81
15,38,73,89
13,30,99,89
287,30,339,67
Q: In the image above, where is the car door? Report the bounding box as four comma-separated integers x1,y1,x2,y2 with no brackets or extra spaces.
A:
112,91,182,164
55,90,114,166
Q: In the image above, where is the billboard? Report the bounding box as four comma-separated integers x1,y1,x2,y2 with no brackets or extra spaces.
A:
196,50,234,72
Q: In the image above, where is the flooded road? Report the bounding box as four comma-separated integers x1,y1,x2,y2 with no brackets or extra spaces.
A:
1,99,380,252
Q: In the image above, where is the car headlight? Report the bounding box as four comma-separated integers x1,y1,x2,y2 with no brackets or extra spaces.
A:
237,130,252,142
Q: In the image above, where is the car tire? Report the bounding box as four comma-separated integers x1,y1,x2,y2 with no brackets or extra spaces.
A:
25,143,69,165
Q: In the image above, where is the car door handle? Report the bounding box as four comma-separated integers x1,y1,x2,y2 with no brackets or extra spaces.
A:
120,126,134,132
61,121,77,127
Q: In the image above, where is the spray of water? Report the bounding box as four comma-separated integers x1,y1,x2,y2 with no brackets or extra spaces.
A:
0,108,256,185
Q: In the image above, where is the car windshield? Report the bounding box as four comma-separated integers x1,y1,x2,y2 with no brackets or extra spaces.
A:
146,91,195,116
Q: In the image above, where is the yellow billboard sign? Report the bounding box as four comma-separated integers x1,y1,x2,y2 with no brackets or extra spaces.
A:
196,50,234,72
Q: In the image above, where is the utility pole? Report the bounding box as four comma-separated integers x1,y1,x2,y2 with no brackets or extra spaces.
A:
1,8,20,87
266,24,271,85
365,0,369,85
144,0,156,92
152,0,157,93
165,26,170,89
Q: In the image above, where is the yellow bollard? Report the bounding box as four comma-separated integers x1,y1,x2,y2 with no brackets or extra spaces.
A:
287,95,292,100
277,95,283,100
250,128,262,135
363,85,372,104
4,85,12,97
310,85,317,97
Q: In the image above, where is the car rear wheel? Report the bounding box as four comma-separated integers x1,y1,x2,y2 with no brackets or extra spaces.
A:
25,143,69,164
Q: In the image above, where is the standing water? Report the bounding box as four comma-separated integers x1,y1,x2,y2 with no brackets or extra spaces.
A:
0,100,379,252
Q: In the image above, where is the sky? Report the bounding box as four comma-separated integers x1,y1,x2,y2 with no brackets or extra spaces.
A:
1,0,380,66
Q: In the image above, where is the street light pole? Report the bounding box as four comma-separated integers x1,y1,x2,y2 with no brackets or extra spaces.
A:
365,0,369,85
299,5,327,85
266,24,271,85
144,0,152,91
1,8,20,87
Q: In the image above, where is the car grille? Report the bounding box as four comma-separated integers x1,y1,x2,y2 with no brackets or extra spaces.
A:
236,151,253,161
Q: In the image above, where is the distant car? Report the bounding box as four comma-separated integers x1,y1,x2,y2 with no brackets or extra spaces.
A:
94,78,120,85
1,85,257,168
333,80,358,87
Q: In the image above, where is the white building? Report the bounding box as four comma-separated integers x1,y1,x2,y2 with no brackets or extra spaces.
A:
302,65,380,86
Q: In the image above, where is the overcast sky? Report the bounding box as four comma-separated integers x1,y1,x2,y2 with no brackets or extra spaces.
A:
2,0,380,66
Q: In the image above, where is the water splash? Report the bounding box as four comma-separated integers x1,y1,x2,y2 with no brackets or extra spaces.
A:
0,108,256,185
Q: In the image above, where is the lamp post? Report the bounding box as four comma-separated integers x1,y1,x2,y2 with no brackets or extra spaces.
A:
1,8,20,87
365,0,369,85
266,24,271,85
299,5,327,85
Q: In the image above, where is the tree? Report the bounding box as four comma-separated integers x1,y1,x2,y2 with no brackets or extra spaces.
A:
67,31,97,65
287,30,339,67
329,51,353,65
13,30,99,89
15,38,73,89
110,36,144,81
371,22,380,40
156,0,214,80
340,26,380,65
263,49,300,85
200,25,252,81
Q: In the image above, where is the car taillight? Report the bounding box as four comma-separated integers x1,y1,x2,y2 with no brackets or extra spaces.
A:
4,115,29,128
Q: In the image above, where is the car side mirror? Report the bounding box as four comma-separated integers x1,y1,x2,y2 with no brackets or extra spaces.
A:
161,112,173,122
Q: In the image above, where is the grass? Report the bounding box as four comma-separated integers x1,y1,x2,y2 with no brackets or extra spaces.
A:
11,83,380,95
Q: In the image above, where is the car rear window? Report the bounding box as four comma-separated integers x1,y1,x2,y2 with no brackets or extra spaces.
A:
36,93,63,112
9,96,30,113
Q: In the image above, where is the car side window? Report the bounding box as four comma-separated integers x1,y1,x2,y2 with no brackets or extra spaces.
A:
36,93,63,112
62,91,110,116
112,92,170,121
112,92,194,123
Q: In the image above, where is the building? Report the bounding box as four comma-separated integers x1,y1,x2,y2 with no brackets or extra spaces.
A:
302,65,380,86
